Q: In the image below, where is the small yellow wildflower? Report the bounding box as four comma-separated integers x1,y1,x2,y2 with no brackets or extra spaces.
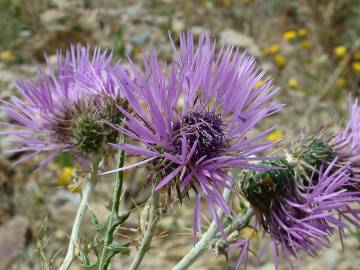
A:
300,40,312,49
336,77,346,87
269,44,280,54
352,62,360,72
255,80,264,88
58,166,74,186
297,28,308,37
273,54,286,68
283,31,297,41
241,227,258,239
0,50,14,62
334,46,347,58
266,129,283,142
288,78,299,90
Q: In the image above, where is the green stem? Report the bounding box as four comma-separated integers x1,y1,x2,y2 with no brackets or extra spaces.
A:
98,134,125,270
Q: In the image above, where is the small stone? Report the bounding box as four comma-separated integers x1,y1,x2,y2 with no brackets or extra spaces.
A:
0,216,30,270
191,26,208,36
324,249,341,267
172,19,185,33
40,9,67,31
220,29,260,56
258,262,275,270
54,229,66,241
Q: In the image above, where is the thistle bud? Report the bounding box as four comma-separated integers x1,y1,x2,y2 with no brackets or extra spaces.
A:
73,112,105,154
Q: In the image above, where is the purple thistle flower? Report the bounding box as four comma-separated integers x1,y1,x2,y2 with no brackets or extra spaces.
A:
333,96,360,229
105,32,281,239
234,159,360,270
0,45,122,167
335,96,360,173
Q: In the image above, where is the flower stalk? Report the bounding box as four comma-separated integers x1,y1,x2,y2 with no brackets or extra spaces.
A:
59,161,99,270
128,191,160,270
172,187,233,270
98,134,126,270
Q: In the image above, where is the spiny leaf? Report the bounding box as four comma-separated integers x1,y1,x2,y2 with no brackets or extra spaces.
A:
79,249,91,266
91,212,99,226
108,242,131,255
106,199,113,212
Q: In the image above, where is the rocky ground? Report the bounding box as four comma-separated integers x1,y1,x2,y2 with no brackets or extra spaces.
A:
0,0,360,269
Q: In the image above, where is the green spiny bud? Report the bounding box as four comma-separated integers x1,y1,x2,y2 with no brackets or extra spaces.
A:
73,112,105,154
240,159,294,212
101,99,126,143
290,138,335,168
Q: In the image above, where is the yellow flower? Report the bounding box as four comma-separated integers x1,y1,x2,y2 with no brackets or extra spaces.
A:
273,54,286,68
336,77,346,87
0,50,14,62
58,167,74,186
255,80,264,88
297,28,308,37
266,129,283,142
334,46,347,58
352,62,360,72
300,40,312,49
241,227,258,239
283,31,297,41
288,79,299,90
269,44,280,54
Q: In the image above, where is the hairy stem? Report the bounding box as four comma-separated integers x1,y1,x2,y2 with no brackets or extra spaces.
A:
58,163,98,270
212,208,254,251
128,192,160,270
98,134,125,270
171,188,232,270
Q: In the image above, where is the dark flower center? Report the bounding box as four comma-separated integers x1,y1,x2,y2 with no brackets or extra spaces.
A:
172,110,225,162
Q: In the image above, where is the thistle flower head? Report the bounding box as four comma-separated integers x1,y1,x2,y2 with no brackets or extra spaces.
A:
233,124,360,269
0,45,122,167
235,158,360,270
108,32,282,238
335,97,360,170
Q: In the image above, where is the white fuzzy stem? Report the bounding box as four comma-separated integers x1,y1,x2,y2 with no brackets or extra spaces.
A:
128,192,160,270
172,188,232,270
58,170,96,270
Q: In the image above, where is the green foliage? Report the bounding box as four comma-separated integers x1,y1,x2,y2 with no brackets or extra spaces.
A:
36,216,52,270
112,25,125,57
78,209,130,269
350,228,360,246
0,0,39,51
54,151,74,167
